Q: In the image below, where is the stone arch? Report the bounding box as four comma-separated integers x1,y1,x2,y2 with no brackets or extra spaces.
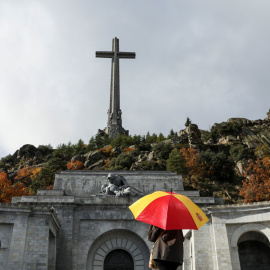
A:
87,229,149,270
231,224,270,248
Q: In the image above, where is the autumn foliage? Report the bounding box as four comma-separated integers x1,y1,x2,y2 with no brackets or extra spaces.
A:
167,147,207,184
15,166,40,185
239,157,270,202
104,158,110,168
179,148,207,179
0,171,31,203
124,146,136,154
67,160,84,170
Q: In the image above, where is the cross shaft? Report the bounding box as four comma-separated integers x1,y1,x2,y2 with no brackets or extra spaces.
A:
96,37,135,138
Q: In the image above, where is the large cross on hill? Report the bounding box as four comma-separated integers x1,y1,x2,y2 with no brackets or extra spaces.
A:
96,37,136,138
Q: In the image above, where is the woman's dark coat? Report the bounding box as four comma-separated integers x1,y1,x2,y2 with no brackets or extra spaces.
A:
148,225,184,264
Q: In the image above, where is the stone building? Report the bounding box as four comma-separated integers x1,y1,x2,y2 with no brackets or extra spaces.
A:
0,170,270,270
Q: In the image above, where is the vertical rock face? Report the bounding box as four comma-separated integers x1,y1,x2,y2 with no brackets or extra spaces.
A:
186,124,203,149
178,124,203,150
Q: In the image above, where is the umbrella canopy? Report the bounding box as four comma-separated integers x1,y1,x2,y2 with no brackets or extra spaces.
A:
129,191,209,230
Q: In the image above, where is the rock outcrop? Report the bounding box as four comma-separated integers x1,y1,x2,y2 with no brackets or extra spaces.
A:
219,118,270,149
178,124,203,150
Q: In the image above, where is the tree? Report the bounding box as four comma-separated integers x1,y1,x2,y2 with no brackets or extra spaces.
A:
167,129,177,139
157,133,165,142
239,157,270,202
109,153,135,170
46,157,67,172
185,117,191,127
15,167,36,186
28,157,66,194
67,160,84,170
87,136,96,151
0,154,14,170
254,144,270,158
73,139,86,155
53,142,74,160
229,144,253,162
167,147,206,183
153,142,173,160
0,171,30,203
37,144,53,154
145,132,158,144
29,168,55,194
199,149,235,183
179,148,206,181
166,149,187,175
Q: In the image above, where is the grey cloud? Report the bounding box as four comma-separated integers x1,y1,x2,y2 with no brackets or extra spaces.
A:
0,0,270,157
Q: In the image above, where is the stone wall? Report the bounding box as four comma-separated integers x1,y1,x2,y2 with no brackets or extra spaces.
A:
7,171,270,270
197,202,270,270
0,205,60,270
54,170,185,197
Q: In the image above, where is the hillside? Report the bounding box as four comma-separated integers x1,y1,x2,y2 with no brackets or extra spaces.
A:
1,110,270,204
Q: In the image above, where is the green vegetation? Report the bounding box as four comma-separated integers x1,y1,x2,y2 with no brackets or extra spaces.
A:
0,118,269,204
210,122,242,142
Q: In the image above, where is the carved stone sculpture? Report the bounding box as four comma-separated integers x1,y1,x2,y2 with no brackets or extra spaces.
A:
100,173,141,197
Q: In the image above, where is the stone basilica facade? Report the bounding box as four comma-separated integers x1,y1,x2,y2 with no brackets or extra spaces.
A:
0,170,270,270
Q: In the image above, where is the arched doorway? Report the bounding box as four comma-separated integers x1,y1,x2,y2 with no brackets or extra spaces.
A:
87,229,149,270
238,231,270,270
104,249,134,270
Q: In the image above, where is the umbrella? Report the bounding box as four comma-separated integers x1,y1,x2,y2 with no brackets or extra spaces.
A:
129,191,209,230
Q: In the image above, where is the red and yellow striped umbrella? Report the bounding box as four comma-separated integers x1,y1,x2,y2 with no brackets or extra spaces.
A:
129,191,209,230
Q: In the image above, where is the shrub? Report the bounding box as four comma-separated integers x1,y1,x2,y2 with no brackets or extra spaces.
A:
199,149,235,183
29,168,55,194
229,144,253,162
166,149,187,175
67,160,84,170
109,153,135,170
153,142,173,161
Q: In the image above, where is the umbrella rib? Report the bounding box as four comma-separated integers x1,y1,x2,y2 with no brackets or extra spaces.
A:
164,194,172,230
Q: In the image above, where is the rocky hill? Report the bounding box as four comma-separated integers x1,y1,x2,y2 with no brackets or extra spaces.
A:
1,110,270,203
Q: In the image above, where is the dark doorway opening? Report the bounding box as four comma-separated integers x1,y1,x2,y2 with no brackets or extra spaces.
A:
104,249,134,270
238,231,270,270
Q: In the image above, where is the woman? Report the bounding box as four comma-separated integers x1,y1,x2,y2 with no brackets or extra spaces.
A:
148,225,184,270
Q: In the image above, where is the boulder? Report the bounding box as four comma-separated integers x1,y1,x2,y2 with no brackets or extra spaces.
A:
88,159,104,170
71,154,85,163
147,151,154,161
218,135,239,145
84,150,104,166
227,118,251,125
111,147,121,156
186,124,203,149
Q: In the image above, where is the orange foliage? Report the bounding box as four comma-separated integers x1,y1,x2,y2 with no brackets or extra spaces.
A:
104,158,110,168
67,160,84,170
180,148,206,178
0,171,31,203
99,145,113,157
103,145,113,154
239,157,270,202
30,168,42,181
124,146,136,154
15,167,35,184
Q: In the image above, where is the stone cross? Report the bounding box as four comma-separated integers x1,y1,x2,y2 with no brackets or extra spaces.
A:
96,37,135,138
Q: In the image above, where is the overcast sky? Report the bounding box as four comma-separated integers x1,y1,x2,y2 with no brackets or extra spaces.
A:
1,0,270,158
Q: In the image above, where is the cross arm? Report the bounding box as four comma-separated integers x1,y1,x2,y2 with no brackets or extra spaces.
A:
96,51,114,58
118,52,136,59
